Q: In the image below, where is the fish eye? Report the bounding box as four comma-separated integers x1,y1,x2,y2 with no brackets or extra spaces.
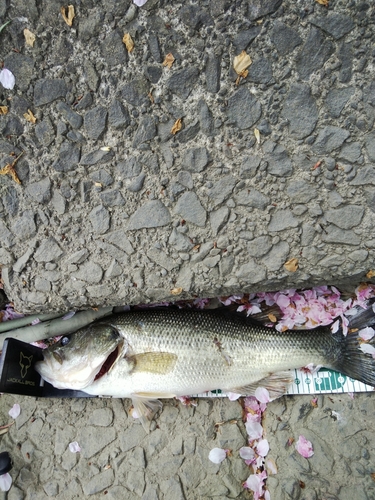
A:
61,336,70,346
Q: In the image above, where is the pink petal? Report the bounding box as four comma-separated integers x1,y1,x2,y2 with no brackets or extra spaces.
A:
359,344,375,358
0,473,12,492
31,318,41,325
295,435,314,458
69,441,81,453
243,474,261,492
227,392,241,401
239,446,255,460
8,403,21,419
245,421,263,440
256,439,270,457
62,311,76,320
264,491,271,500
358,327,375,341
0,68,15,90
265,457,278,475
133,0,148,5
255,387,270,403
331,319,340,333
208,448,227,464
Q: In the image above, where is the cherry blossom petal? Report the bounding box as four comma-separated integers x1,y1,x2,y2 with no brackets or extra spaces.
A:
264,490,271,500
245,420,263,440
62,311,76,320
243,473,261,492
331,319,340,333
265,457,278,475
256,439,270,457
358,327,375,341
0,68,15,89
359,343,375,357
295,435,314,458
239,446,255,460
69,441,81,453
227,392,241,401
255,387,270,404
0,473,12,492
8,404,20,419
133,0,148,6
208,448,227,464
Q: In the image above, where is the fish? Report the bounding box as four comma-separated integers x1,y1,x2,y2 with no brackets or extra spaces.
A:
35,307,375,431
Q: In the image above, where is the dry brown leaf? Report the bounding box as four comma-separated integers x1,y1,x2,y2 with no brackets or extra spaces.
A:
23,109,36,124
0,151,23,184
316,0,329,5
0,106,8,115
24,28,36,47
0,164,21,184
171,287,183,295
171,118,182,135
366,270,375,278
123,33,134,53
148,91,154,104
284,258,298,272
163,53,175,69
61,5,75,26
233,50,252,76
267,313,277,323
254,128,261,144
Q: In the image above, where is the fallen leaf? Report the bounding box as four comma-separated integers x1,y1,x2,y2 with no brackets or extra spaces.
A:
0,151,23,184
171,287,183,295
233,50,252,76
371,472,375,482
254,128,261,144
316,0,329,5
267,313,277,323
366,270,375,278
61,5,75,26
24,28,36,47
284,258,298,272
171,118,182,135
23,109,36,123
123,33,134,53
163,53,175,69
148,91,154,104
0,106,8,115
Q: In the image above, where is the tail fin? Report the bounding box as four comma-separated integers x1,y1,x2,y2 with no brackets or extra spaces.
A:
333,299,375,387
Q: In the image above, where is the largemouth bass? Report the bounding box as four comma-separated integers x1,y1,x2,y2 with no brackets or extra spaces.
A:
35,307,375,431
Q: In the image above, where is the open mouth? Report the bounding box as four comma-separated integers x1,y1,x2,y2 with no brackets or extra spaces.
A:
94,344,122,381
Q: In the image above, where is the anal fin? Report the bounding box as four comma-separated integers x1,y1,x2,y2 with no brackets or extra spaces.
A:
227,370,293,400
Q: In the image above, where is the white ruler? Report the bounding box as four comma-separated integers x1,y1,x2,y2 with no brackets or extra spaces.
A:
193,369,374,398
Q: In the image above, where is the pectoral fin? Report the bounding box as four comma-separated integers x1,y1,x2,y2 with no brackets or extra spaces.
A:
131,394,163,433
227,370,293,400
128,352,177,375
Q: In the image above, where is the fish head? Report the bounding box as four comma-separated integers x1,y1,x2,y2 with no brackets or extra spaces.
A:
35,323,123,390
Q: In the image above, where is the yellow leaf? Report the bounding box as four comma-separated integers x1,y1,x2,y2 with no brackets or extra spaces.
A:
366,270,375,279
163,53,175,69
23,109,36,124
0,106,8,115
316,0,329,5
0,165,21,184
284,258,298,272
233,50,252,76
171,118,182,135
254,128,261,144
61,5,75,27
123,33,134,53
171,287,183,295
24,28,36,47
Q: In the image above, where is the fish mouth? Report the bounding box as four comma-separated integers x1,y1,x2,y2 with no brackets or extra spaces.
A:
94,343,123,381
